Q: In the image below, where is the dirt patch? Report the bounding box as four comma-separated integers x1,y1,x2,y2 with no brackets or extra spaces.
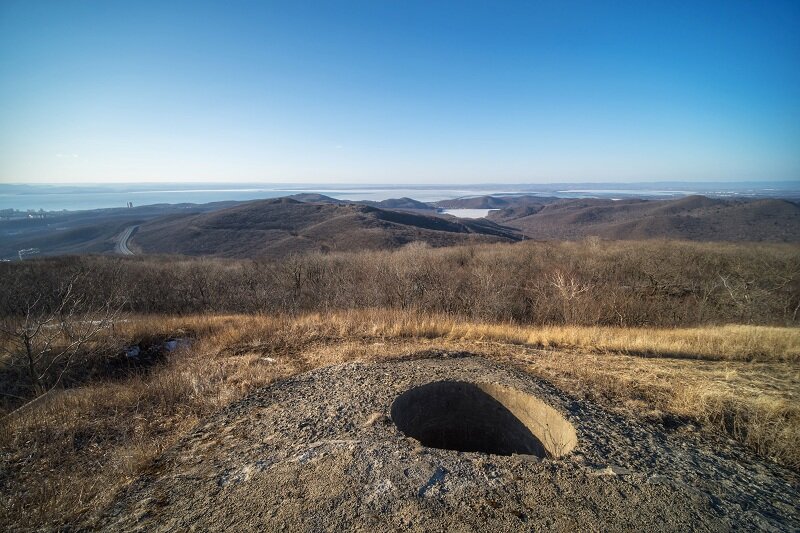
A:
94,353,800,531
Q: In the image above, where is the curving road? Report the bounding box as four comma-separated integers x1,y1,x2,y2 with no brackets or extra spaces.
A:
115,225,138,255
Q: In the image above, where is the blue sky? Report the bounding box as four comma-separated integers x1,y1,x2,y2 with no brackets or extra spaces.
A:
1,1,798,184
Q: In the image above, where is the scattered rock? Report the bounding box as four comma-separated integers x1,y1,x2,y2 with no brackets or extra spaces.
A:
125,346,141,358
418,466,448,498
121,337,188,366
362,412,390,427
591,465,634,476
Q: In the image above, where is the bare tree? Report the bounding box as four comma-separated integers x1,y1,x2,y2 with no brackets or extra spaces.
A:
0,268,124,397
548,270,592,324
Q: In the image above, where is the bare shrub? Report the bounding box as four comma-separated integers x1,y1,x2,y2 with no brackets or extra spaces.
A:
0,267,124,399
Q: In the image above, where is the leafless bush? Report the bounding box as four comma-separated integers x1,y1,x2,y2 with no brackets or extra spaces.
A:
1,240,797,327
0,267,125,399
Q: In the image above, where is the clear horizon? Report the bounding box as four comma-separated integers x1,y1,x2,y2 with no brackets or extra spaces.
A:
2,1,799,184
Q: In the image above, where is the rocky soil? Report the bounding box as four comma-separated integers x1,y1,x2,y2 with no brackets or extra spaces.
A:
94,353,800,531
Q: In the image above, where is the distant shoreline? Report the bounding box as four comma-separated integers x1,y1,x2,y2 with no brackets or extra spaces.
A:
2,181,798,212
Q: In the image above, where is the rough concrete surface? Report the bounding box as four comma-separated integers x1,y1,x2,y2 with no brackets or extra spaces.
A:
95,353,800,532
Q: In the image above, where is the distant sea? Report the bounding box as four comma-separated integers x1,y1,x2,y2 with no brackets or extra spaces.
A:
1,182,798,212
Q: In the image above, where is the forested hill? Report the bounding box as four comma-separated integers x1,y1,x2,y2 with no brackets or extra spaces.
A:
132,198,521,258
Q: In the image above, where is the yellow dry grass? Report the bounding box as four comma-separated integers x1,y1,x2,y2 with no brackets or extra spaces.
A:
1,310,799,530
122,309,798,362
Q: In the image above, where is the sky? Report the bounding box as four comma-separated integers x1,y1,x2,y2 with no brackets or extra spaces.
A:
1,1,799,184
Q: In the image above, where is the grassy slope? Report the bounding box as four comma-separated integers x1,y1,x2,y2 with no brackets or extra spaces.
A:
1,310,799,529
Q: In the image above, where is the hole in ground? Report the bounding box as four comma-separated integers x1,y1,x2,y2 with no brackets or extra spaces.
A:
391,380,577,458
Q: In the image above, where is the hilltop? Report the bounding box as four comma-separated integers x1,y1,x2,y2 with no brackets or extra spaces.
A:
289,193,434,211
2,240,799,530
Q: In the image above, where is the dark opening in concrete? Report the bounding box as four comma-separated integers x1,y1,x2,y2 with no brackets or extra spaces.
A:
390,381,544,456
391,380,578,458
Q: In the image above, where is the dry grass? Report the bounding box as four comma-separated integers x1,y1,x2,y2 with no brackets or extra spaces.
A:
518,351,800,466
129,309,798,362
1,310,799,529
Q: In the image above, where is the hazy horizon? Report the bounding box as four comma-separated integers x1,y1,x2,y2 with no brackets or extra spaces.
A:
5,178,800,186
2,1,799,184
2,179,798,212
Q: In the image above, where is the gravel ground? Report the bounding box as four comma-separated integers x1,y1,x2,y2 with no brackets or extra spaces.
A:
95,352,800,532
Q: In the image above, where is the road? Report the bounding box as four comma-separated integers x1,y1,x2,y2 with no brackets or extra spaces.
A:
115,225,138,255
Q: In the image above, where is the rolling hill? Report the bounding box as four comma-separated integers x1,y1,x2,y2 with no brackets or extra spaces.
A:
6,194,798,260
132,198,521,258
289,194,435,211
435,196,516,209
360,197,434,210
487,195,800,242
